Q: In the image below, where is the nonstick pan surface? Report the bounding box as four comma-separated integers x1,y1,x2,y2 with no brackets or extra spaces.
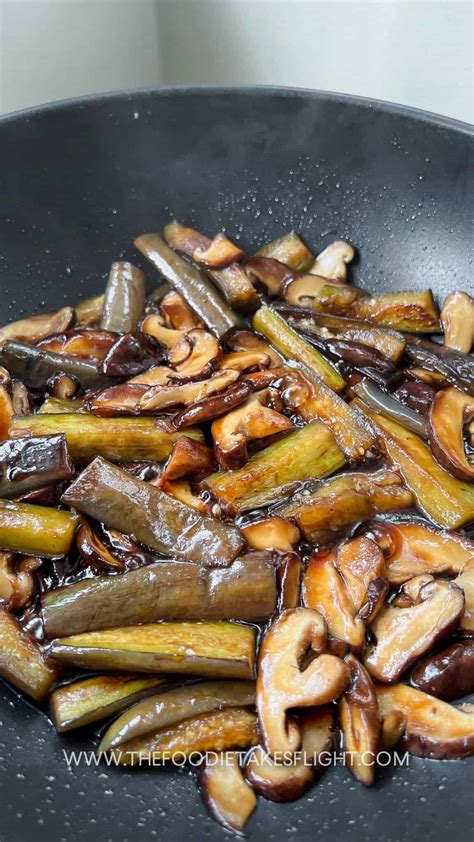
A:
0,87,472,842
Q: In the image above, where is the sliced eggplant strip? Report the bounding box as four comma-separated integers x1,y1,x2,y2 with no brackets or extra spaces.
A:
204,421,345,514
455,560,474,636
199,751,257,834
0,433,73,498
38,329,116,361
0,340,114,392
51,674,171,733
99,679,255,752
100,261,146,333
245,707,334,803
62,457,243,566
172,380,253,429
211,392,293,470
253,306,345,392
75,293,104,325
0,606,58,701
355,402,474,529
339,655,380,786
365,578,464,683
49,621,256,679
404,336,474,396
410,640,474,700
0,307,74,348
42,554,276,636
354,378,428,437
376,684,474,760
11,414,201,463
109,707,258,767
428,388,474,481
242,517,300,553
302,551,365,652
309,240,355,281
257,608,349,754
350,290,440,333
256,232,314,272
38,397,84,414
161,436,214,481
135,233,238,338
440,292,474,353
0,498,78,557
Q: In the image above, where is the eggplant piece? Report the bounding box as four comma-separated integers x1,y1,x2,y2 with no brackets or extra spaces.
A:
75,293,104,325
302,551,365,652
440,292,474,353
99,679,255,752
366,520,474,584
0,340,114,391
108,707,259,767
38,397,84,414
365,578,464,683
256,232,314,272
275,305,406,364
257,608,349,754
164,221,259,311
242,518,300,553
161,436,214,481
376,684,474,760
62,457,243,566
0,306,74,348
349,290,440,332
0,606,58,701
245,707,334,803
455,561,474,636
100,262,146,333
393,379,436,417
410,640,474,700
0,498,78,557
354,379,428,437
42,554,276,636
428,388,474,481
51,674,171,733
49,621,256,678
253,306,345,392
10,413,201,463
0,434,73,498
204,421,345,514
278,469,413,545
38,329,116,361
339,655,380,786
135,234,237,339
404,336,474,396
355,402,474,529
199,752,257,834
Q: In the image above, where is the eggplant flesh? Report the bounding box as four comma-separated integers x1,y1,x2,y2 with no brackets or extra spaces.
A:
0,606,58,701
0,433,73,498
101,262,146,334
0,498,79,557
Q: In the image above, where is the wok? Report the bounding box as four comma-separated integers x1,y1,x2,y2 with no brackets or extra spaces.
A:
0,87,472,842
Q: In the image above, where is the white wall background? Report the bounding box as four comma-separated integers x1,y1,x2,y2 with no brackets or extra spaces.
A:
0,0,472,122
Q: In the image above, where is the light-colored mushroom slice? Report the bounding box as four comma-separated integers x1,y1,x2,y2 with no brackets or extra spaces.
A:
199,751,257,833
160,479,210,514
309,240,355,281
228,330,284,368
0,306,74,348
302,552,365,653
335,537,388,623
365,578,464,683
281,274,358,310
11,380,31,415
159,290,201,331
242,517,300,553
257,608,349,755
161,436,214,481
38,329,115,360
211,391,293,470
366,521,474,584
276,553,302,609
440,291,474,353
376,684,474,759
454,559,474,636
245,707,334,802
138,370,240,412
380,710,406,750
141,314,187,349
392,574,434,608
76,523,125,573
171,329,222,379
129,365,174,386
193,233,245,269
428,387,474,481
218,350,270,372
0,386,13,440
339,655,380,786
245,256,293,296
0,552,40,609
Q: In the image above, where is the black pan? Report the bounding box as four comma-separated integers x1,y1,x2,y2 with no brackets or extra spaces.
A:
0,87,472,842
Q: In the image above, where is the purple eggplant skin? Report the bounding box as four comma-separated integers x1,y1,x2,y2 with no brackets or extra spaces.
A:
393,380,436,418
410,640,474,700
0,434,74,498
61,456,244,566
41,553,276,637
404,336,474,396
0,340,116,391
100,262,146,334
99,332,162,378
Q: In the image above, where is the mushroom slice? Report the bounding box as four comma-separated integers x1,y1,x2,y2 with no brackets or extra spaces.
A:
335,537,388,623
159,290,201,331
0,386,13,440
245,256,293,295
302,552,365,653
141,314,187,350
411,640,474,700
218,351,270,372
0,306,74,348
211,392,294,470
160,479,210,514
193,233,245,269
0,552,40,609
227,330,284,368
428,387,474,481
376,684,474,760
309,240,355,281
440,291,474,353
366,521,474,584
380,710,406,751
276,553,302,609
11,380,31,416
171,329,222,380
281,274,358,310
139,370,240,412
365,578,464,683
199,752,256,834
257,608,349,755
161,436,214,481
245,707,334,802
454,559,474,636
38,329,116,360
76,522,125,573
242,517,300,553
339,655,380,786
